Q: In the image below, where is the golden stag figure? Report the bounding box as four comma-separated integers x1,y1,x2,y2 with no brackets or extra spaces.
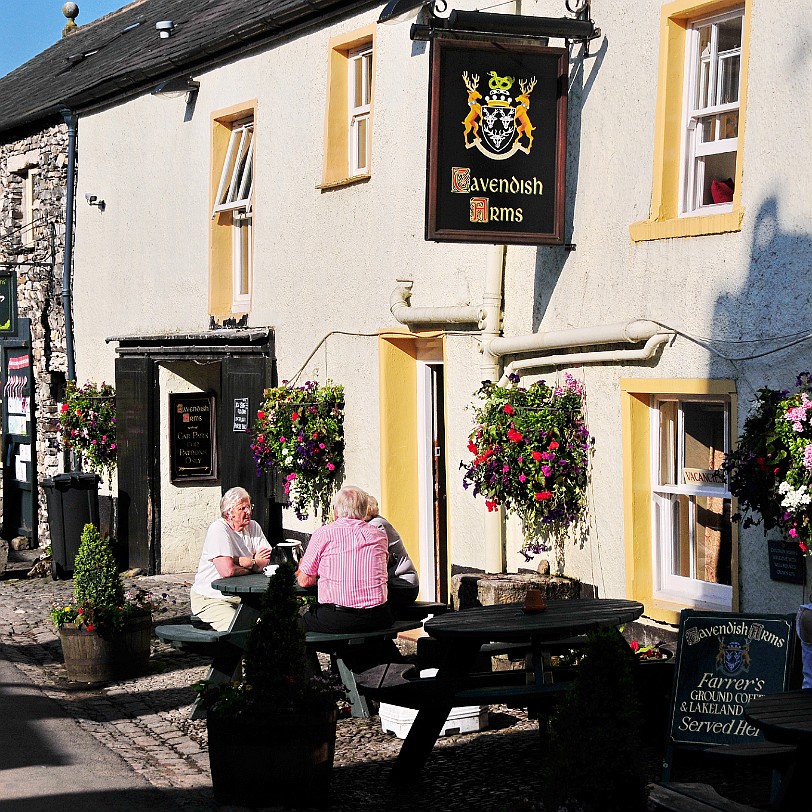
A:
514,77,537,151
461,71,482,146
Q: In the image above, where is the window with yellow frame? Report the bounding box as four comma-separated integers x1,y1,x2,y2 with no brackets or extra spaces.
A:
630,0,750,242
321,26,375,188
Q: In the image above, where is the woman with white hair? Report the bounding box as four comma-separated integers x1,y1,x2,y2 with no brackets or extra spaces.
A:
190,487,272,630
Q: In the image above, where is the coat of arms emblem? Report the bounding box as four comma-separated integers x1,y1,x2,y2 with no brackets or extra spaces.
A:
461,70,536,160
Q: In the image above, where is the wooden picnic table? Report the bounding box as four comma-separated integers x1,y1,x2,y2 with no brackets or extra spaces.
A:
744,689,812,810
389,597,644,782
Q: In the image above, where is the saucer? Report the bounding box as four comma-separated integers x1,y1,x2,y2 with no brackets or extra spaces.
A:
263,564,279,576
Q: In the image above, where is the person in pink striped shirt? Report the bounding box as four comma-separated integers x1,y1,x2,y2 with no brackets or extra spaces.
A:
297,484,393,634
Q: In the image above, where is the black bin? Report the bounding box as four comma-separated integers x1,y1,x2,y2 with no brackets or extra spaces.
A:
43,472,100,580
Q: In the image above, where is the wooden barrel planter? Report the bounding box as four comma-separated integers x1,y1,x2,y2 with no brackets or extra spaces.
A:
207,707,337,807
58,613,152,684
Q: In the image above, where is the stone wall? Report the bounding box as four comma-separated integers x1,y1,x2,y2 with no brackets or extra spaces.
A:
0,122,70,547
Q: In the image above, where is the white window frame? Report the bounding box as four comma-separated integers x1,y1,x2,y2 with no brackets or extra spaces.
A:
213,118,254,216
22,168,39,248
348,44,372,177
231,211,252,313
680,7,743,216
651,395,733,609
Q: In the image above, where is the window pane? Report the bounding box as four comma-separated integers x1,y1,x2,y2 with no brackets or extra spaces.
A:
672,494,732,585
362,52,373,105
699,150,737,206
700,118,715,143
355,116,368,172
717,16,742,53
659,400,678,485
353,57,364,108
718,53,740,104
683,401,725,472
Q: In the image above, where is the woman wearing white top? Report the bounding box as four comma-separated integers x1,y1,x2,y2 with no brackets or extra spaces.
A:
190,487,272,630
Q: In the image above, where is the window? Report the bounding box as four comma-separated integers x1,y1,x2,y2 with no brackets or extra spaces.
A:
210,108,255,316
652,396,733,608
681,10,742,215
322,26,375,188
22,169,39,248
629,1,750,242
348,45,372,176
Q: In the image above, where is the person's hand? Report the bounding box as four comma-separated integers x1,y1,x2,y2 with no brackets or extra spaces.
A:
254,547,271,568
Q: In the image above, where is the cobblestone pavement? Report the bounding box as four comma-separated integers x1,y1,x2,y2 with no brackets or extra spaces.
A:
0,570,554,811
0,568,774,811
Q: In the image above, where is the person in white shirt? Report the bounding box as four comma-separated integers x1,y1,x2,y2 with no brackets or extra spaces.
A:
366,495,419,608
190,487,272,630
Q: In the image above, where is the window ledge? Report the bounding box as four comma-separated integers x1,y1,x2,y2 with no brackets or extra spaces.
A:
316,173,371,191
629,208,743,242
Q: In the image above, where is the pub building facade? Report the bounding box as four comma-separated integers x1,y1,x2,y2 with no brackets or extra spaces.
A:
0,0,809,635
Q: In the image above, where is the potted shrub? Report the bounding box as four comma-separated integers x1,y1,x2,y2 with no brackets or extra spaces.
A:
250,380,344,520
461,372,593,560
50,523,156,684
195,562,342,808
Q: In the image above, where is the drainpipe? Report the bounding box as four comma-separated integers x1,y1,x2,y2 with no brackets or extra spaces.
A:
60,109,77,382
389,280,481,326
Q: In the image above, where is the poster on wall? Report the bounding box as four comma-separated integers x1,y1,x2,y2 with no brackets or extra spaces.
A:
426,37,568,245
169,393,217,482
4,353,30,434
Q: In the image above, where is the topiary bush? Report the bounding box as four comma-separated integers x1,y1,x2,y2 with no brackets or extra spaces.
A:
542,627,648,812
73,522,124,613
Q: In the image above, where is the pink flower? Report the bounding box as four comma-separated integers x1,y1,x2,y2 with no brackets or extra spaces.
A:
502,465,510,472
789,528,798,538
327,463,335,471
519,474,527,483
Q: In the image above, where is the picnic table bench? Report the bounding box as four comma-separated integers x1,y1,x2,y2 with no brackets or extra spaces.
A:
648,782,759,812
155,615,422,719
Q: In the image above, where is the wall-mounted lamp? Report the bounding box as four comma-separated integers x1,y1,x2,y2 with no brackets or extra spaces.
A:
85,193,105,212
151,76,200,101
156,20,175,39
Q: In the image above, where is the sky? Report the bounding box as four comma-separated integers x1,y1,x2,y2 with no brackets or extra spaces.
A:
0,0,125,78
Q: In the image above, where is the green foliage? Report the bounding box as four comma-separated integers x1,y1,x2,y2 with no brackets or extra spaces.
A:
250,380,344,521
543,628,647,812
49,524,164,632
461,373,592,558
195,563,342,717
722,373,812,554
59,380,117,482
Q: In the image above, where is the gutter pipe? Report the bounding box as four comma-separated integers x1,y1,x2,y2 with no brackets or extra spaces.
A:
389,281,481,326
60,109,77,382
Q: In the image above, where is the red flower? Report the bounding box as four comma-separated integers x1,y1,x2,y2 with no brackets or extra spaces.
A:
531,450,543,461
548,441,559,450
467,440,478,454
292,412,299,421
629,640,640,652
503,404,515,415
507,428,523,443
801,542,808,553
60,403,69,413
485,499,499,512
85,623,96,632
257,410,266,420
534,491,552,501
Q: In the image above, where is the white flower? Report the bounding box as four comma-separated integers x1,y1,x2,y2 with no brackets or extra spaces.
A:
779,481,811,510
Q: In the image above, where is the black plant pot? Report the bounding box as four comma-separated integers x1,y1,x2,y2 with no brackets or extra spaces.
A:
207,706,337,808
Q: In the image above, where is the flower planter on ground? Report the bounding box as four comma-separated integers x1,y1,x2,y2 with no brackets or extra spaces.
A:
59,613,151,684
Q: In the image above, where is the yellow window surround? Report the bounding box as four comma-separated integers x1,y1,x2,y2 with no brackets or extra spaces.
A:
629,0,751,243
320,24,375,189
620,378,738,625
209,100,257,319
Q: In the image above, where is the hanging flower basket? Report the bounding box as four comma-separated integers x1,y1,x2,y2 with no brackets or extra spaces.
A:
58,380,117,484
251,381,344,521
722,372,812,555
461,373,593,558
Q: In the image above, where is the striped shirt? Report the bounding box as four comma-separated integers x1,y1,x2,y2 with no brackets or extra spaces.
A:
298,517,388,608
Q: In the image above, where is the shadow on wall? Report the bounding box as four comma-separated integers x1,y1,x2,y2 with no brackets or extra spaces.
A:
532,36,608,332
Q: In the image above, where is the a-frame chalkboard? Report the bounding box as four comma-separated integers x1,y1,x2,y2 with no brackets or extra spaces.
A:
662,609,797,783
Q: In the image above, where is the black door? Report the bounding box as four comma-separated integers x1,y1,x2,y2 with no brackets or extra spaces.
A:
220,354,281,542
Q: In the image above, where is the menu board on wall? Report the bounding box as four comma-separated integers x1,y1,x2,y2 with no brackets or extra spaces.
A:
668,610,796,748
169,393,217,482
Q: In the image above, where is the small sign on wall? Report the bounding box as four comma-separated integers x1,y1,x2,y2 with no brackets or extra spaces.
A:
0,272,18,335
169,393,217,482
767,539,805,585
233,397,249,432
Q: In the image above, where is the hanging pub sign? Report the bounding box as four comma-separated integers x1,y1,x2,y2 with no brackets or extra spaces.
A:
426,37,568,245
0,272,18,335
169,393,217,482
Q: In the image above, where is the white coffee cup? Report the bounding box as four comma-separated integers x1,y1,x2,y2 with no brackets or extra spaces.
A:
263,564,279,577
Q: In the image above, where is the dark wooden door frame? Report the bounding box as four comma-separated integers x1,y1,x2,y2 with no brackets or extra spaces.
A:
114,330,277,574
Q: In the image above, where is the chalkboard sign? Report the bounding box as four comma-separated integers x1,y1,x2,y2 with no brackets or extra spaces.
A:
233,397,249,432
767,539,805,585
169,393,217,482
668,610,796,748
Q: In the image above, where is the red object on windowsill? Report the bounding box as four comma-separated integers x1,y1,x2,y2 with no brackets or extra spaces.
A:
711,177,734,204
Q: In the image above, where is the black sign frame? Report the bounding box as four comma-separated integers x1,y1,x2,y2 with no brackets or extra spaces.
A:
426,37,568,245
767,538,805,584
169,393,217,483
0,272,18,336
667,610,796,752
